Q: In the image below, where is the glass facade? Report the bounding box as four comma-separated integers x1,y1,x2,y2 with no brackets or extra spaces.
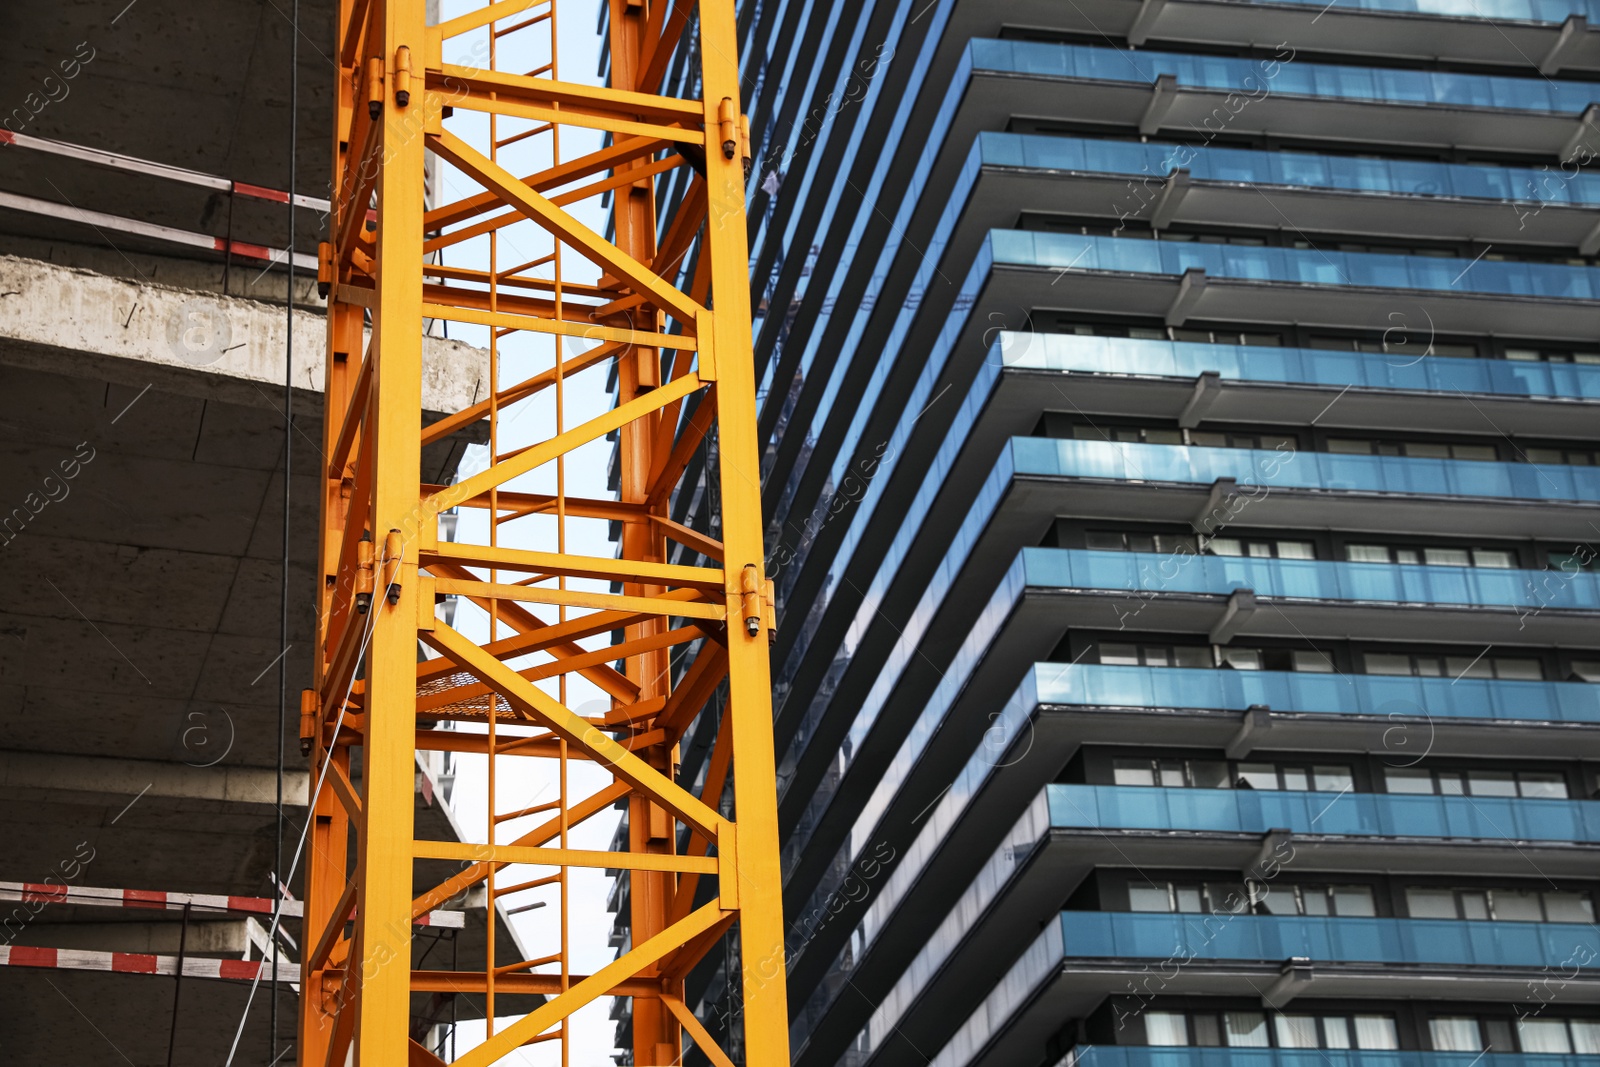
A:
673,0,1600,1062
781,425,1600,888
840,682,1600,1063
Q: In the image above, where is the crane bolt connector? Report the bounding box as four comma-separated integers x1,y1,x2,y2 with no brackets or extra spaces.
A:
354,530,375,614
316,241,333,299
740,563,764,636
394,46,412,107
298,689,318,756
718,97,738,160
365,56,384,119
383,528,404,604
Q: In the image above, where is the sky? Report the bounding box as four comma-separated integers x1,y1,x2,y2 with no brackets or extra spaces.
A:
431,1,632,1061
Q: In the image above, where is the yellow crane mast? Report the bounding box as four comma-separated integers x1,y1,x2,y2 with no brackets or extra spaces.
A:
299,0,788,1063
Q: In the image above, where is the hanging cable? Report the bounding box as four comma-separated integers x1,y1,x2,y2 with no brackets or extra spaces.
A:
272,0,299,1061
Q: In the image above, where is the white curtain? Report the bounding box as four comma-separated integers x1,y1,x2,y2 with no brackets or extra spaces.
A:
1144,1012,1189,1046
1518,1019,1573,1054
1354,1015,1399,1049
1571,1021,1600,1055
1322,1017,1353,1049
1225,1012,1270,1047
1273,1015,1319,1048
1429,1017,1481,1052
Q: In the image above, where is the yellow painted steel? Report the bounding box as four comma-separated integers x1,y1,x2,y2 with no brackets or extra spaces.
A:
302,0,788,1064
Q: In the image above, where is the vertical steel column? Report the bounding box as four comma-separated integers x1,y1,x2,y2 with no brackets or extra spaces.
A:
354,0,427,1063
693,6,793,1058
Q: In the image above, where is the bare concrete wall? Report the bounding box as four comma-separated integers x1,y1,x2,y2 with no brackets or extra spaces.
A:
0,253,488,416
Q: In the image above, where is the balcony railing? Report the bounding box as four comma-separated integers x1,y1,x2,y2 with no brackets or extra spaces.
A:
1061,910,1600,968
1031,663,1600,723
1012,436,1600,503
971,39,1596,114
1231,0,1600,24
1066,1048,1598,1067
992,329,1600,401
978,130,1600,207
991,229,1600,301
1050,783,1600,841
1021,547,1600,612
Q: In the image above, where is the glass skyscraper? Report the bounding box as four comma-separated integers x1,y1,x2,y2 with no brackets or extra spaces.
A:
634,0,1600,1063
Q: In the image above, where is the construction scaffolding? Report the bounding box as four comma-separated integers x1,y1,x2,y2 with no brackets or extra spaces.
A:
301,0,788,1063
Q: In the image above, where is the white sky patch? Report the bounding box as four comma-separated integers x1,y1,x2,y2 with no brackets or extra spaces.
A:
432,2,631,1062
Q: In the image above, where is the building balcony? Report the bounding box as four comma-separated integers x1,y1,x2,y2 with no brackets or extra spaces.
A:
867,679,1600,1018
1025,547,1600,628
987,130,1600,208
997,229,1600,300
1006,435,1600,539
1016,435,1600,502
985,230,1600,341
1065,1048,1598,1067
996,547,1600,651
1041,663,1600,725
985,331,1600,443
976,38,1594,114
1073,905,1600,973
933,0,1600,83
976,131,1600,251
962,38,1600,154
1217,0,1596,23
933,913,1600,1067
1055,782,1600,841
1003,330,1600,403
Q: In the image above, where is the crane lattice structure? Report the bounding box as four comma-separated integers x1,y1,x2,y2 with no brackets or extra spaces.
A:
300,0,787,1063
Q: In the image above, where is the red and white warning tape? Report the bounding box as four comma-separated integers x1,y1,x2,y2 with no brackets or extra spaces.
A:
0,190,318,271
0,944,295,983
0,880,298,917
0,880,465,928
0,130,349,270
0,130,330,212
